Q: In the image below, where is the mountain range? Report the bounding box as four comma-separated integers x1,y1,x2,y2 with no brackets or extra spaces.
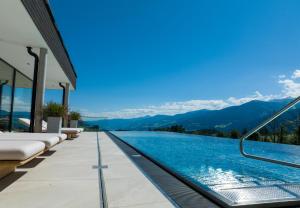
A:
84,98,297,132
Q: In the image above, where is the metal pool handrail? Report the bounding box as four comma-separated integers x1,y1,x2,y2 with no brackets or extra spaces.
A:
240,96,300,169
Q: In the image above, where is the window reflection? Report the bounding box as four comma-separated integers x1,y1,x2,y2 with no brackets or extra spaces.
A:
0,59,33,132
12,71,32,132
0,60,14,131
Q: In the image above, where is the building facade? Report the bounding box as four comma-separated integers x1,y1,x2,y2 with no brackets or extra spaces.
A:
0,0,77,132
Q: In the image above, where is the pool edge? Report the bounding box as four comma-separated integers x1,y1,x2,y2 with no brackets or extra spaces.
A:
107,131,300,208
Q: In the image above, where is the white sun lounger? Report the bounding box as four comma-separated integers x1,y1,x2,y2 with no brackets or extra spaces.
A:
0,133,67,143
0,141,45,179
19,118,83,139
0,134,60,150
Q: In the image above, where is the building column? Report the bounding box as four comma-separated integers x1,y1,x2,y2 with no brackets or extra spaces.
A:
62,83,70,127
33,48,48,132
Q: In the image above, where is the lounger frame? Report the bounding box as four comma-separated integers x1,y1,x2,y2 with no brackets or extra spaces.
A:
0,149,45,179
66,133,80,139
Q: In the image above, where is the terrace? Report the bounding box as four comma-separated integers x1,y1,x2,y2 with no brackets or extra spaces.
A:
0,1,300,208
0,132,177,208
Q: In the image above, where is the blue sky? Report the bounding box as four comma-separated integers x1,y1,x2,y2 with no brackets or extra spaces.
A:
48,0,300,118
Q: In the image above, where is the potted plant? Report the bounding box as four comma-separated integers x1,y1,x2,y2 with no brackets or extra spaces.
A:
43,102,66,133
69,111,81,128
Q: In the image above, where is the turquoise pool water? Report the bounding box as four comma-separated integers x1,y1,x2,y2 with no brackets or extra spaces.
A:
112,131,300,206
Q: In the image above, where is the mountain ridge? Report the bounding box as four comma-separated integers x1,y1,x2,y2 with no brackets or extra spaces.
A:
85,98,294,131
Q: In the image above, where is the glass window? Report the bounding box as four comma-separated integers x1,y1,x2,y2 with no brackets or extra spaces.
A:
12,71,33,132
0,59,33,132
0,60,14,131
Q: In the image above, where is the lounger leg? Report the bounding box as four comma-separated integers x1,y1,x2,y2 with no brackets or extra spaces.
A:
67,134,73,140
0,166,16,179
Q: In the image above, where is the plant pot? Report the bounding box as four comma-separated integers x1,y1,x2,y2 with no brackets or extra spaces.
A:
70,120,78,128
47,117,62,133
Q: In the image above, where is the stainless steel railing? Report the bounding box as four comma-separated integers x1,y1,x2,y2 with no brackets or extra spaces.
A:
240,96,300,169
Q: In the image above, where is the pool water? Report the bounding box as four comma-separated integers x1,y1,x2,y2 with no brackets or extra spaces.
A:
112,131,300,207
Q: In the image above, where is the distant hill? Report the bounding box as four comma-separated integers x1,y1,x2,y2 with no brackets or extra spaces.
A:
84,99,295,131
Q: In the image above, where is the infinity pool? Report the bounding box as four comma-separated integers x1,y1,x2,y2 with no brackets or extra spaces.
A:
112,131,300,207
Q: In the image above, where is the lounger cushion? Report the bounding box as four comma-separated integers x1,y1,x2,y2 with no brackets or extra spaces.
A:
18,118,47,132
0,141,45,160
59,133,67,142
19,118,84,133
0,134,59,148
61,128,81,134
18,118,31,127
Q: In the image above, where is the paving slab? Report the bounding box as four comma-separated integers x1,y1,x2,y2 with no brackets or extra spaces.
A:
0,132,100,208
99,132,174,208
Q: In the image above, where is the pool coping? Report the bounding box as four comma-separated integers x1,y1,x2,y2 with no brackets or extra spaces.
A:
107,131,300,208
100,131,175,207
106,131,221,208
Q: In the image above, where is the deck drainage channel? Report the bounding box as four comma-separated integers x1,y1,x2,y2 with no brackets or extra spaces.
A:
106,131,220,208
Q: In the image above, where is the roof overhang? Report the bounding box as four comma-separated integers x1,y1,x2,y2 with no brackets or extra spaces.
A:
0,0,77,90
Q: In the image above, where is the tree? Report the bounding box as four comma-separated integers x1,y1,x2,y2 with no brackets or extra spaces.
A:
295,125,300,145
153,125,185,133
249,132,259,141
242,128,248,135
260,127,269,142
278,125,288,144
216,131,225,137
230,130,240,139
170,125,185,133
269,115,278,143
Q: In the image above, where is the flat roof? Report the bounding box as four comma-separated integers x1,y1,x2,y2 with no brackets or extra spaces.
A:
0,0,77,89
22,0,77,88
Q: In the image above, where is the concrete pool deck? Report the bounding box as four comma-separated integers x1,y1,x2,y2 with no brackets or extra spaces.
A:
99,132,174,208
0,132,174,208
0,132,100,208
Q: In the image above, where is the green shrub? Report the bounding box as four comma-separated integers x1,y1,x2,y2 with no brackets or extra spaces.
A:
43,102,66,118
69,111,81,120
230,129,240,139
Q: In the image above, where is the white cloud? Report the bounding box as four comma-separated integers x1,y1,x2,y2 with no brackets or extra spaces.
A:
278,69,300,98
292,69,300,79
227,91,280,105
278,79,300,98
278,74,286,79
100,99,229,119
78,91,282,119
1,96,31,112
76,68,300,119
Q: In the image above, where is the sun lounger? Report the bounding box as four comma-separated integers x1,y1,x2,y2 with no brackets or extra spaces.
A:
19,118,83,139
56,133,68,142
0,133,67,143
0,134,60,150
27,118,83,133
61,128,80,139
0,141,45,179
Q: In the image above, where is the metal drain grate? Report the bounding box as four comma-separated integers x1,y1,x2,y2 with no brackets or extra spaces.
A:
217,184,300,205
281,184,300,197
